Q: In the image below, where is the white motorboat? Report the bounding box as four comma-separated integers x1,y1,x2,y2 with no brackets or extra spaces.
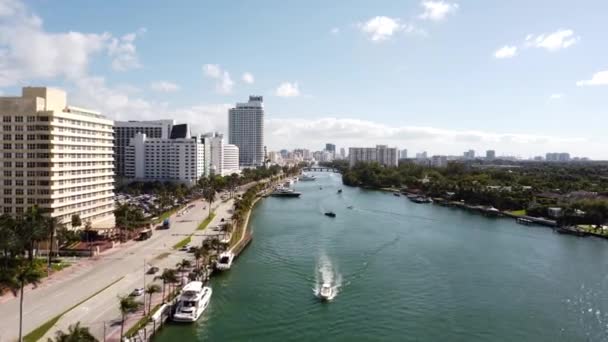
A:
300,174,316,181
215,251,235,270
219,232,232,244
172,281,212,322
318,283,334,301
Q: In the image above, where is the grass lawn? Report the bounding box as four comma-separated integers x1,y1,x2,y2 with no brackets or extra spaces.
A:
172,236,192,250
508,209,527,216
24,276,124,342
197,212,216,231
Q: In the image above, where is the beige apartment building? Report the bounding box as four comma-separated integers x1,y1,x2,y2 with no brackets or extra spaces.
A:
0,87,115,228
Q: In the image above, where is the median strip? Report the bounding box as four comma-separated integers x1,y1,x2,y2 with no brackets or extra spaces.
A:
24,276,125,342
197,212,216,230
172,236,192,250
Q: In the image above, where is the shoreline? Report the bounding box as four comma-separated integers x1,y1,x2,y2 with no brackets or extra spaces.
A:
345,183,608,241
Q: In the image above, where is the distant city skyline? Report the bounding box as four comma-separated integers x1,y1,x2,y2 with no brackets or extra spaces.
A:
1,0,607,158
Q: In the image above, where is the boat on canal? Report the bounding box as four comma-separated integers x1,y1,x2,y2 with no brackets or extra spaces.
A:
173,281,212,322
318,283,334,301
270,187,301,198
324,212,336,218
216,251,235,270
300,174,316,181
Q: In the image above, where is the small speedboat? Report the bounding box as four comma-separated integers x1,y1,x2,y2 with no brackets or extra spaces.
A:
347,206,353,209
324,212,336,217
393,193,400,197
337,189,343,194
319,283,333,301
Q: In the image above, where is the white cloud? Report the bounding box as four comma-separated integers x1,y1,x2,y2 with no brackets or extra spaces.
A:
549,93,563,100
202,64,233,94
264,117,588,155
275,82,300,97
0,0,145,86
494,45,517,59
525,29,580,51
107,28,145,71
576,70,608,87
150,81,180,92
330,27,340,35
203,64,221,78
419,1,459,21
242,72,255,84
359,16,422,41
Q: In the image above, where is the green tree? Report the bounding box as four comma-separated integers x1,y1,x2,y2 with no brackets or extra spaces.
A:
47,322,97,342
71,214,82,230
155,268,178,303
203,186,216,217
45,216,62,269
8,262,44,342
118,295,142,339
144,284,161,315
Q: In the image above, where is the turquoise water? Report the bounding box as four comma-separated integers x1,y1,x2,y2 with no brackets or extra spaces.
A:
156,172,608,341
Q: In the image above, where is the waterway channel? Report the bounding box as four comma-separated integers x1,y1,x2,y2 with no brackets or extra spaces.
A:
156,172,608,341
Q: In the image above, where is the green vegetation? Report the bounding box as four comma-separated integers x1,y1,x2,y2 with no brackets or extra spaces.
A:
23,276,123,342
154,252,170,260
322,160,608,227
119,295,143,340
114,204,147,241
197,212,216,231
47,322,97,342
173,236,192,250
508,210,527,216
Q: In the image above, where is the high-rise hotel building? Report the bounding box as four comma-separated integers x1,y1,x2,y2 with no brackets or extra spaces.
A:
349,145,399,167
114,120,174,178
229,96,264,167
0,87,115,228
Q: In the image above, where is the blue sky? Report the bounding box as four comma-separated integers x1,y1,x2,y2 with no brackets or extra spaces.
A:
1,0,607,158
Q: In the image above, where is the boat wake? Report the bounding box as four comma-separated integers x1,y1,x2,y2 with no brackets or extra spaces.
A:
313,253,341,301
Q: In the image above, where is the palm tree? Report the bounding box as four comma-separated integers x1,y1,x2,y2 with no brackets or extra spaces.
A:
203,186,216,217
155,268,178,303
118,295,142,339
144,284,161,315
21,206,47,262
193,247,203,270
8,261,43,342
46,216,62,269
48,322,97,342
176,259,192,282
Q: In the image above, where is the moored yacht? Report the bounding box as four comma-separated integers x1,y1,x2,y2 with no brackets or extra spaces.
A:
215,251,235,270
173,282,212,322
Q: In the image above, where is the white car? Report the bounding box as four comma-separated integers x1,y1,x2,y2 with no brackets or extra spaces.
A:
131,288,144,296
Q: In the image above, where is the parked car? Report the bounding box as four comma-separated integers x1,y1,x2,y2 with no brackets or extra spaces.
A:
147,266,159,274
131,288,144,296
180,244,190,251
220,218,225,222
212,226,221,231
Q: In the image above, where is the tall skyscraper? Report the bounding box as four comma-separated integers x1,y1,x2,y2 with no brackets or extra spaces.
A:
325,143,336,158
114,120,174,178
464,150,475,159
400,149,408,159
340,147,346,159
486,150,496,160
0,87,115,228
229,96,264,167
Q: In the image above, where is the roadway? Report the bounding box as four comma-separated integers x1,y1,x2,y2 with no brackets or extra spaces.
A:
0,195,236,342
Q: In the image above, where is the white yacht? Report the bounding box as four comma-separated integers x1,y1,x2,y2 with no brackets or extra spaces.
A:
215,251,235,270
173,281,212,322
219,232,232,244
300,174,316,181
318,283,334,301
